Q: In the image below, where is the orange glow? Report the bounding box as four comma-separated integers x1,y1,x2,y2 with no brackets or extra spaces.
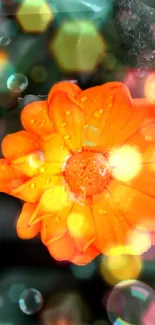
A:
144,72,155,103
1,81,155,265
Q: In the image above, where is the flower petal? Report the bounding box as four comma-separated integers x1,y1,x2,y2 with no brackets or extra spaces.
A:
21,101,54,138
31,184,72,221
48,91,85,152
12,174,61,203
40,133,70,171
16,203,41,239
77,82,132,150
67,203,96,252
0,158,29,194
1,130,39,161
106,99,155,149
12,151,45,177
41,213,68,245
48,81,82,106
70,244,100,266
47,232,76,261
92,190,130,254
96,83,133,151
107,180,155,232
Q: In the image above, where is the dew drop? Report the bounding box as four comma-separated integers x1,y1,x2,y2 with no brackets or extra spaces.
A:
64,134,70,140
39,166,46,173
60,122,67,127
1,165,6,171
98,208,107,215
81,96,87,102
46,177,51,184
30,182,36,189
66,111,71,116
31,118,36,124
93,109,103,118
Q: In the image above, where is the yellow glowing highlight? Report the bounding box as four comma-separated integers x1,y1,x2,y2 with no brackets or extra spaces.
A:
16,0,54,33
67,212,84,236
100,254,142,285
109,145,142,182
40,186,69,214
144,72,155,103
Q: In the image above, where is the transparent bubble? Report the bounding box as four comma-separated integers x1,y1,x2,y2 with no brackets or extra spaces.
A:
7,73,28,93
19,288,43,315
0,36,11,47
107,280,155,325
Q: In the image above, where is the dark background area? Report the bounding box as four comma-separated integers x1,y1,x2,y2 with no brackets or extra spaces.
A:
1,0,155,324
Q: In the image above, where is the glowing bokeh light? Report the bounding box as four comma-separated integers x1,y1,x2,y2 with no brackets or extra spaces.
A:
109,145,142,182
107,280,155,325
31,65,48,82
50,20,106,72
16,0,54,33
144,72,155,103
100,255,142,285
0,52,15,92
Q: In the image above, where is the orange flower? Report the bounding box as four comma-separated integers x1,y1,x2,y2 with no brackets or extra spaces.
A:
1,81,155,265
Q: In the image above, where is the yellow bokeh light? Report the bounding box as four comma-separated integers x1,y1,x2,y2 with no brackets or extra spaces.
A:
100,254,142,286
50,20,106,72
127,229,151,255
16,0,54,33
109,145,142,182
67,212,84,237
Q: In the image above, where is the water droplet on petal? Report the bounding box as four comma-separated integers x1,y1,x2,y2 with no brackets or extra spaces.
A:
39,166,46,173
31,118,36,124
93,109,103,118
60,122,67,127
81,96,87,102
46,178,51,184
64,134,70,140
30,182,36,189
66,111,71,116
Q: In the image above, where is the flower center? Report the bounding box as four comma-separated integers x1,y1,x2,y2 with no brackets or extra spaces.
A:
63,150,111,199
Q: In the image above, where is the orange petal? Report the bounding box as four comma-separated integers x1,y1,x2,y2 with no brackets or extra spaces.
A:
0,158,29,194
48,91,85,152
107,180,155,232
48,81,82,106
40,133,70,172
21,101,54,138
47,232,76,261
41,211,69,245
12,151,45,177
70,244,100,266
96,83,133,152
107,99,155,149
16,203,41,239
67,203,96,252
92,190,130,254
12,174,61,203
77,82,132,150
29,185,72,225
1,130,39,161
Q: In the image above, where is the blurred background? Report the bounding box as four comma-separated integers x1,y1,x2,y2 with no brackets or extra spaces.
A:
1,0,155,324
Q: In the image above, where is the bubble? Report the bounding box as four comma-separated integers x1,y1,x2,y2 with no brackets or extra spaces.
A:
0,36,11,47
7,73,28,93
19,288,43,315
107,280,155,325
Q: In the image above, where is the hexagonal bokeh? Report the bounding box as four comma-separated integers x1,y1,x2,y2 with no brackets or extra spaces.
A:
16,0,54,33
50,20,106,72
